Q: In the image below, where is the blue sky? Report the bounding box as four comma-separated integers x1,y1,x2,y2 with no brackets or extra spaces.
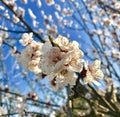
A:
0,0,106,91
0,1,120,116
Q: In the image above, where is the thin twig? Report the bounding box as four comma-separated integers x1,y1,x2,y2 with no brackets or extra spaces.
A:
0,88,60,108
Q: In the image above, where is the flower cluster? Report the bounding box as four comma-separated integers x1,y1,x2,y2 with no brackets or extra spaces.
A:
15,33,43,74
15,33,104,90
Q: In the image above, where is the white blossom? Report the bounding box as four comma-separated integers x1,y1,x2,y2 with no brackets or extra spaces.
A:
50,111,56,117
21,0,28,4
0,5,5,10
33,20,39,28
18,7,25,17
45,0,54,6
16,33,43,74
47,24,58,35
6,0,17,11
54,4,61,11
74,2,79,8
38,35,83,89
13,14,20,23
16,33,104,90
0,28,9,46
4,10,10,19
38,28,44,34
62,8,74,17
83,60,104,85
15,44,42,74
37,0,42,8
19,33,33,46
49,68,77,90
0,37,2,46
0,107,6,116
28,8,36,20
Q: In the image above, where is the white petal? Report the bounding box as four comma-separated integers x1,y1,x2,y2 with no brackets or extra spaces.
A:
93,69,104,79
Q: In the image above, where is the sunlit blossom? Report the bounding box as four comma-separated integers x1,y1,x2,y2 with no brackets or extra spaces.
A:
17,34,86,89
0,29,9,46
54,4,61,11
28,8,36,20
0,37,2,46
16,33,43,74
21,0,28,4
13,14,20,23
0,107,6,116
37,0,42,8
19,33,33,46
45,0,54,6
62,8,74,17
37,35,84,88
83,60,104,85
18,7,25,17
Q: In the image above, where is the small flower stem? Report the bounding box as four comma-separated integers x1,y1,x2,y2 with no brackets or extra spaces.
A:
66,84,73,117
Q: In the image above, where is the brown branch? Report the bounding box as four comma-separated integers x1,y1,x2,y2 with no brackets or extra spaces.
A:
0,88,60,108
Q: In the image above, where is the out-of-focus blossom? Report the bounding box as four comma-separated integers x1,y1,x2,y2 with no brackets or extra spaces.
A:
14,97,26,115
69,0,74,2
105,77,113,92
27,92,38,100
62,8,74,17
111,49,120,59
19,33,33,46
16,33,43,74
54,4,61,11
0,37,2,46
37,0,42,8
74,2,79,8
92,30,102,35
6,0,17,11
85,93,92,99
0,5,5,10
13,14,20,23
4,11,10,19
21,0,28,4
47,24,58,35
11,46,17,54
38,28,44,34
45,0,54,6
0,28,9,46
0,107,6,116
33,20,39,28
28,8,36,20
103,18,114,26
50,111,56,117
18,7,25,17
83,60,104,85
